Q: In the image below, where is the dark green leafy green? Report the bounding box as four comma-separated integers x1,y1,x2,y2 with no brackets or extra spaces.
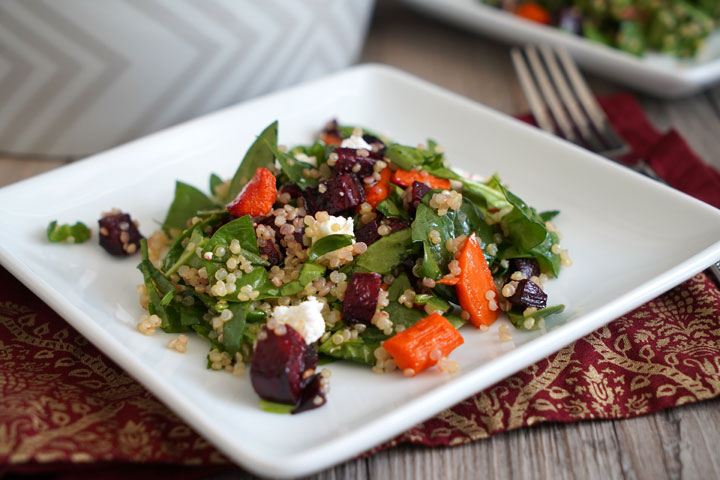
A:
162,181,218,233
384,273,425,330
280,262,326,296
318,326,389,365
267,142,319,190
308,234,354,262
162,214,222,273
46,221,91,243
209,173,223,198
354,228,413,275
202,215,260,281
227,121,278,202
539,210,560,222
165,227,206,277
385,144,439,170
223,303,249,355
376,188,409,220
507,304,565,329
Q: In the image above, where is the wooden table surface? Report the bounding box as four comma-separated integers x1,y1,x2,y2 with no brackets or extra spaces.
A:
2,2,720,479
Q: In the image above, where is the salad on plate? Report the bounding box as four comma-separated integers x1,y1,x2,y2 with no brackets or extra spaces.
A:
132,120,570,414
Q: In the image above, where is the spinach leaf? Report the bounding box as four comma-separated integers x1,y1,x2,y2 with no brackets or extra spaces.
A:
376,188,409,220
46,221,91,243
499,184,547,251
162,181,218,233
308,234,354,262
209,173,224,198
507,304,565,329
162,214,222,273
318,326,389,365
202,215,261,281
291,142,332,167
165,227,207,277
411,198,493,279
222,303,249,355
539,210,560,222
267,142,319,190
500,231,562,277
384,273,425,330
192,324,225,352
354,228,413,275
219,267,278,301
385,144,438,170
227,121,278,202
280,262,326,296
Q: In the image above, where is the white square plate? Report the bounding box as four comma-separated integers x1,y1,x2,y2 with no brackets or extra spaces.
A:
1,64,719,478
402,0,720,98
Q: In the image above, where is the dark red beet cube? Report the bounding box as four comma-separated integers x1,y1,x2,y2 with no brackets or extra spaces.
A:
333,147,381,178
303,173,366,215
343,273,382,325
98,211,143,256
507,279,547,309
507,258,540,280
292,373,327,414
279,182,302,199
386,218,411,234
250,325,308,405
355,218,382,246
410,181,431,211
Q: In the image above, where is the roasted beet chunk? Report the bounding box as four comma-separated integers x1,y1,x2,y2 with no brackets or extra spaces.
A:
250,325,308,405
258,238,282,266
343,273,382,325
386,218,411,234
292,373,327,414
507,258,540,280
362,133,386,154
410,181,431,212
333,147,381,178
279,182,302,200
507,279,547,309
98,210,143,256
355,218,381,246
303,173,365,215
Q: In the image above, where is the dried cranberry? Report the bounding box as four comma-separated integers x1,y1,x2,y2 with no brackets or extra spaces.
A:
410,181,431,212
507,279,547,309
343,273,382,325
303,173,365,215
98,210,143,256
506,258,540,282
258,239,282,266
333,147,381,178
292,373,327,414
355,218,381,246
279,182,302,199
250,325,308,405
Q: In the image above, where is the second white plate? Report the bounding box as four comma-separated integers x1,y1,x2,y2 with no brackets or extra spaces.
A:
402,0,720,97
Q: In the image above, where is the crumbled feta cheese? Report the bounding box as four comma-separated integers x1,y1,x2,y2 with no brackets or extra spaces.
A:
314,215,355,243
294,152,317,167
269,296,325,344
341,132,372,150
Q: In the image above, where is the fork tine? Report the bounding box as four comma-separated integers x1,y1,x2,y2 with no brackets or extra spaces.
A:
537,45,606,153
554,48,629,156
522,46,578,143
510,47,556,135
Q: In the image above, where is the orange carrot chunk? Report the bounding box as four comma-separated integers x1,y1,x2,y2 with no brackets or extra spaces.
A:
382,312,464,376
456,233,499,327
436,277,459,286
320,132,342,146
514,2,551,24
226,167,277,217
364,167,392,208
390,169,451,190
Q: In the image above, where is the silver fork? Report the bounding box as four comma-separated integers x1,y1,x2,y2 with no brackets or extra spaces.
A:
511,44,720,284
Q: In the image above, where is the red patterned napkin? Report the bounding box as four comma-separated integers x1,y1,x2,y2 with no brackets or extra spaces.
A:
2,94,720,477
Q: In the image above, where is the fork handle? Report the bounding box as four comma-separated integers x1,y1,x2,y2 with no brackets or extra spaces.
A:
631,160,668,185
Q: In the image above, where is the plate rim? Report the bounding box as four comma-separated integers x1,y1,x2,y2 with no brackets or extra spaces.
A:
2,63,720,477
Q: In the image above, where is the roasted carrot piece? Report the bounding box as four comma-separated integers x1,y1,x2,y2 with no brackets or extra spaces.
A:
382,312,464,376
364,167,392,208
390,169,451,190
514,2,551,24
226,167,277,217
319,132,342,146
456,233,499,327
436,277,459,286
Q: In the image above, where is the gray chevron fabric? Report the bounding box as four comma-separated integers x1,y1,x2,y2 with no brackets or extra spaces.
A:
0,0,374,156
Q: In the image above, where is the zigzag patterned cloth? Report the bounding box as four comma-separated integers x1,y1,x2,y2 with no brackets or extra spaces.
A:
2,94,720,478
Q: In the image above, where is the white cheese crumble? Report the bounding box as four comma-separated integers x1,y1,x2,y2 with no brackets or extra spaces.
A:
269,296,325,344
294,152,317,167
314,215,355,243
341,132,372,150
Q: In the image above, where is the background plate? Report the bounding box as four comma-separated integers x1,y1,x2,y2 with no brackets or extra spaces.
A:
1,64,720,478
402,0,720,98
